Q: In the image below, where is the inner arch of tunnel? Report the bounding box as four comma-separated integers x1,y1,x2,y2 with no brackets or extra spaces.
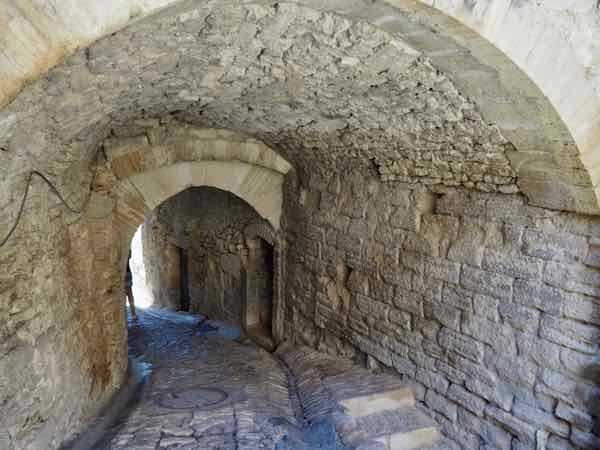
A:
131,184,283,344
0,0,599,213
1,1,600,450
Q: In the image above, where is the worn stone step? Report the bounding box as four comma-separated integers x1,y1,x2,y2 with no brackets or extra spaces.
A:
344,407,441,450
339,387,416,418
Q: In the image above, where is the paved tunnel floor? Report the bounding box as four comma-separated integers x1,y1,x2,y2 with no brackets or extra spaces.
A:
66,308,454,450
87,308,340,450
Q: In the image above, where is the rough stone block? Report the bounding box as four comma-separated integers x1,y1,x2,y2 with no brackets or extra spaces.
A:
584,244,600,268
380,263,412,288
462,315,516,355
491,354,537,388
543,261,600,297
348,219,371,239
436,414,480,450
512,400,569,437
389,308,411,331
447,384,486,417
560,347,600,381
403,231,440,258
540,315,599,354
349,314,370,337
498,303,540,333
337,232,362,257
373,225,403,248
369,278,395,305
390,352,416,378
461,266,513,301
472,293,500,322
523,229,588,262
400,251,425,273
513,278,562,315
446,352,498,386
393,290,423,317
403,377,426,402
435,360,466,385
555,401,594,432
422,339,445,361
562,293,600,326
516,332,561,369
410,347,437,371
465,378,513,412
538,368,600,413
482,248,543,279
547,435,577,450
424,301,461,331
351,334,393,367
570,428,600,449
412,275,443,304
416,367,449,395
447,220,486,267
438,327,484,363
416,319,441,341
394,330,423,350
423,258,461,284
457,408,512,450
436,191,486,217
390,207,421,232
441,284,473,312
354,294,389,321
425,389,457,422
484,405,536,445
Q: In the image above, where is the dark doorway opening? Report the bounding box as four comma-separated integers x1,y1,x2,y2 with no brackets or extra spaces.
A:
179,247,190,312
243,238,274,349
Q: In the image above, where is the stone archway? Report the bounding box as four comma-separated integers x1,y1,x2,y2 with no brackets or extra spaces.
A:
1,0,600,214
2,2,600,449
95,125,292,271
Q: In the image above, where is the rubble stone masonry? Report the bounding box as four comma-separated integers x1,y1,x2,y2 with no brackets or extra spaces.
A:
282,170,600,450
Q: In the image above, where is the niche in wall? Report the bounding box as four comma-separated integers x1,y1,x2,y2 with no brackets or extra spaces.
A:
243,237,275,350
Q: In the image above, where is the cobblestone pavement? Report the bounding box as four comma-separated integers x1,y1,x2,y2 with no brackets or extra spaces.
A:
75,309,450,450
98,308,303,450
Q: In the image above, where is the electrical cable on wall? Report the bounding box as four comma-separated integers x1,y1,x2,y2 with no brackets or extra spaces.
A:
0,151,101,248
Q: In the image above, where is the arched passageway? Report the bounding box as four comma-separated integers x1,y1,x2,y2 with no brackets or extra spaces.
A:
1,1,600,450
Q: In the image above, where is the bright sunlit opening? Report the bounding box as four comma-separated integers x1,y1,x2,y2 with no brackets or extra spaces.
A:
130,225,154,309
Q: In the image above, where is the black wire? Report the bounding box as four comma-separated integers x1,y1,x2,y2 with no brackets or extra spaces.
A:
0,151,101,248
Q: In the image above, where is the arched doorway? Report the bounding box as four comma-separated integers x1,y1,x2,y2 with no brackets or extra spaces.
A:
243,237,275,345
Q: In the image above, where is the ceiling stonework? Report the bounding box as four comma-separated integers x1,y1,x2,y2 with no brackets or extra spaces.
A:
0,0,598,214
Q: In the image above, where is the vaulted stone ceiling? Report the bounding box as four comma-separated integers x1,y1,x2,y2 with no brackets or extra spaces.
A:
0,0,597,216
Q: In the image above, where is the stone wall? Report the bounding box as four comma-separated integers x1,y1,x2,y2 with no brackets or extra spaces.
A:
282,169,600,450
0,167,127,450
141,187,263,326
